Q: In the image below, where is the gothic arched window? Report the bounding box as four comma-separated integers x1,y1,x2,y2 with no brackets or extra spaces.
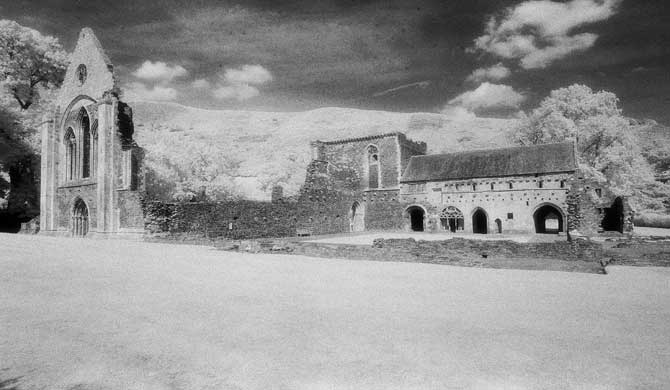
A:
440,206,464,232
90,120,98,177
64,128,76,181
80,108,91,178
367,145,380,189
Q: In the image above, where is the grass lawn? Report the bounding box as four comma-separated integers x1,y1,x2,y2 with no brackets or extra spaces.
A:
1,233,669,390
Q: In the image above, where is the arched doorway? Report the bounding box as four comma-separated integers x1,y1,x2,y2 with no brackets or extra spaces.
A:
472,208,488,234
602,197,624,233
440,206,464,232
495,218,502,234
350,201,365,232
406,206,425,232
72,198,89,237
533,204,564,234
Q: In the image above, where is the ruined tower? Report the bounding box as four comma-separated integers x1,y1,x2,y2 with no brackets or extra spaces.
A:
40,28,144,237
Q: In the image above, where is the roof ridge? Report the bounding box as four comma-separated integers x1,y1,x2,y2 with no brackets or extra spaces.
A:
414,141,575,159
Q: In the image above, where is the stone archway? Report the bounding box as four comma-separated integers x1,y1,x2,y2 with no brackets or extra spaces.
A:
72,198,89,237
533,203,564,234
602,197,624,233
495,218,502,234
406,206,425,232
472,208,488,234
350,201,365,232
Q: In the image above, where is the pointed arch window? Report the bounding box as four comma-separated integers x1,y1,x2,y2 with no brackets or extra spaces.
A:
80,108,91,178
64,128,76,181
90,120,98,177
367,145,380,189
440,206,464,232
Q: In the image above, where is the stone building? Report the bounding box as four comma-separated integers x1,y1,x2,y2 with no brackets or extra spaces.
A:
39,28,144,237
398,142,577,234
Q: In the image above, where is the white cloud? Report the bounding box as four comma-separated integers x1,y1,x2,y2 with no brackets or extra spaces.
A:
212,84,260,101
472,0,620,69
124,82,178,101
212,65,272,101
466,63,511,83
133,60,188,82
222,65,273,85
448,82,526,111
191,79,211,89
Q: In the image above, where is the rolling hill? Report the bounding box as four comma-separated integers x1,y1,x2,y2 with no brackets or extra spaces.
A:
130,101,520,200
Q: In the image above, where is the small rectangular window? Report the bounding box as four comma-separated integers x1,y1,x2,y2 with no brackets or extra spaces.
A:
595,188,602,197
507,213,513,219
490,183,494,190
560,180,565,188
508,182,513,189
538,180,543,188
472,183,477,191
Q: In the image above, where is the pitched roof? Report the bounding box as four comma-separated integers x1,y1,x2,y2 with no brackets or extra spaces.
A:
400,142,576,182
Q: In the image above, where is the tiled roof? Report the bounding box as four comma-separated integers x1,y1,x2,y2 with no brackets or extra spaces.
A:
400,142,576,182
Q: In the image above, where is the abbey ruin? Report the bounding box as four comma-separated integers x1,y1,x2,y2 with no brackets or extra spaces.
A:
39,29,633,239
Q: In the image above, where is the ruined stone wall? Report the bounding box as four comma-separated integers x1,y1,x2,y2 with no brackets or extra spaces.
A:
118,190,144,229
144,200,299,239
295,134,426,234
566,175,634,235
320,136,401,190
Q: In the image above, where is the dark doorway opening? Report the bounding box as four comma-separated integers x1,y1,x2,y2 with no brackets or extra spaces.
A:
407,207,425,232
72,198,89,237
350,201,365,232
495,218,502,234
533,204,564,234
602,197,624,233
472,208,488,234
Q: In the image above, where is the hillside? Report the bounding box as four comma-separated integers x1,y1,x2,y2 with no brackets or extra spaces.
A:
131,101,520,200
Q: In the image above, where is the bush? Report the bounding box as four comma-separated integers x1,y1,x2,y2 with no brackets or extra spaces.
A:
633,213,670,228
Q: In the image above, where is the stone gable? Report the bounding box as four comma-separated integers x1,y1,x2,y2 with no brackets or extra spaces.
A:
57,28,116,109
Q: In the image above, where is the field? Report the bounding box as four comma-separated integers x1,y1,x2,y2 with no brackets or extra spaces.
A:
1,233,670,389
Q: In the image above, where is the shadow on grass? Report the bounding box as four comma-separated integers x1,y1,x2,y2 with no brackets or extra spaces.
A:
0,376,21,390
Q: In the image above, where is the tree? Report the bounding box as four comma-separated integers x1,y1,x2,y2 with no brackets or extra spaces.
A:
0,20,67,228
511,84,666,211
0,20,68,110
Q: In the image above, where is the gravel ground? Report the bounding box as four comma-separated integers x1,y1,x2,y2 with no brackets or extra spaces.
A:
1,233,669,390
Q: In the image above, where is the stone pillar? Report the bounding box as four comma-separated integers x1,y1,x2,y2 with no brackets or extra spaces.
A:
96,99,118,233
39,109,59,232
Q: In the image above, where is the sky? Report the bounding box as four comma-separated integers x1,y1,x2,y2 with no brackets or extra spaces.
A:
2,0,669,123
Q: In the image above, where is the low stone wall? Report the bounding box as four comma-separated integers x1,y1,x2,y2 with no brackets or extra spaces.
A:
218,237,607,274
371,237,604,261
143,200,299,239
